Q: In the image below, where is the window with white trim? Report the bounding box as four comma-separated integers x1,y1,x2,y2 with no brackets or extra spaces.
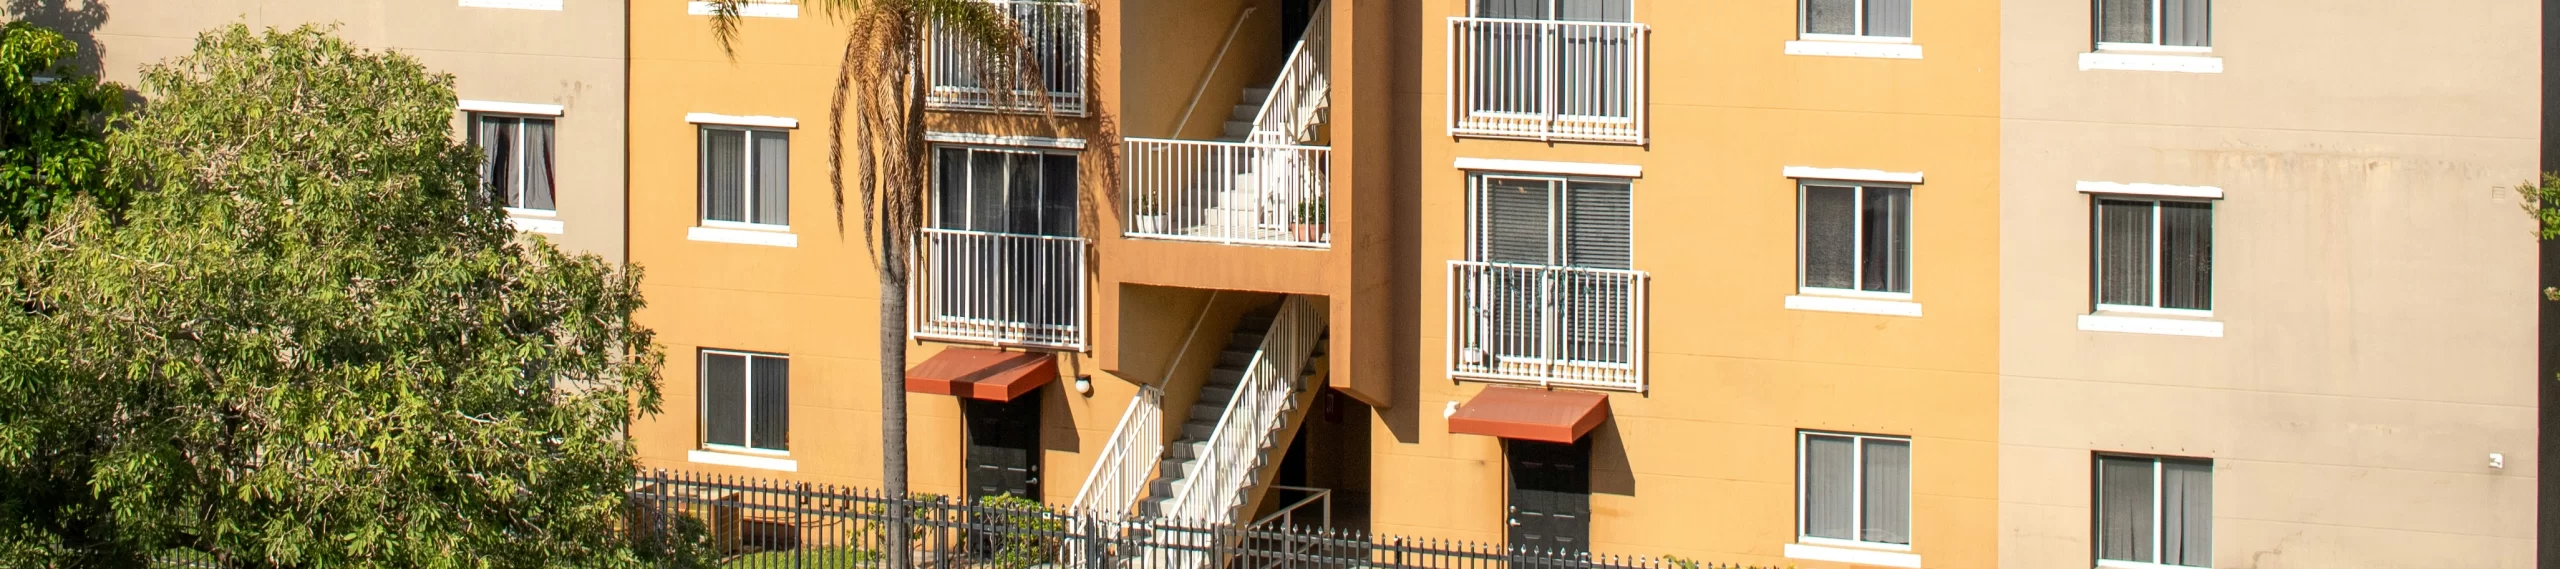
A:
2094,198,2211,312
1466,173,1636,365
471,113,556,212
1799,432,1911,548
1800,182,1910,296
1802,0,1911,40
2096,0,2208,51
699,127,790,227
2095,454,2211,568
701,350,789,453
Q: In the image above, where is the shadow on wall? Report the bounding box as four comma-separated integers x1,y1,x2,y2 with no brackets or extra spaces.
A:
5,0,110,73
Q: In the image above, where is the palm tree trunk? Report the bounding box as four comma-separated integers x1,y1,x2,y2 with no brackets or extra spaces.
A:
880,264,911,567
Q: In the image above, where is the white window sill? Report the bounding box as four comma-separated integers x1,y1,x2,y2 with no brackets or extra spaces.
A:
2097,560,2208,569
1786,543,1922,568
687,112,799,129
1786,295,1922,317
508,217,565,235
2078,314,2222,338
687,449,798,472
462,100,565,117
687,1,798,18
2080,52,2222,74
1785,40,1923,60
459,0,561,10
689,226,798,248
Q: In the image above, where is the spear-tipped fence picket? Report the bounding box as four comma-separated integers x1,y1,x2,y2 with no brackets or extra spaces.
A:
608,469,1773,569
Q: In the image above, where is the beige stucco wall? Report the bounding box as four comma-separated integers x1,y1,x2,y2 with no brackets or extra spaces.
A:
10,0,629,263
1998,1,2542,568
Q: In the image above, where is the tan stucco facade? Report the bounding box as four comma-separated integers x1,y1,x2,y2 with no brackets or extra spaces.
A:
1997,1,2543,568
11,0,632,263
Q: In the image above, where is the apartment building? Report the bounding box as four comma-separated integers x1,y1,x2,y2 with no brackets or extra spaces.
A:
1997,1,2544,568
9,0,631,262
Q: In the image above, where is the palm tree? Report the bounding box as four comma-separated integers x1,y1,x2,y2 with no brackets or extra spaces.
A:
703,1,1048,565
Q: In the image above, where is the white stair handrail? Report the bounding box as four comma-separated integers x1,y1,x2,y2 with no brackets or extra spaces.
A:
1069,384,1163,514
1162,297,1325,528
1247,0,1332,145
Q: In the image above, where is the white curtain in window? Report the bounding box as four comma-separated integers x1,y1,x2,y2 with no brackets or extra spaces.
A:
1804,435,1856,540
477,116,514,205
1863,0,1912,37
702,130,747,223
753,132,790,225
2162,0,2209,47
2097,456,2156,563
2161,459,2212,567
1860,438,1912,545
521,119,556,211
1859,187,1910,293
749,356,790,451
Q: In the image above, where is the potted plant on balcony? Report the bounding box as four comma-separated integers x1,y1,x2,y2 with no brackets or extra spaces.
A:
1291,198,1326,243
1133,190,1166,234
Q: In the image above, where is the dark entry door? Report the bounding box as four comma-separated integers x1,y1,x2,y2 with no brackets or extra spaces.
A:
964,396,1043,502
1506,439,1591,553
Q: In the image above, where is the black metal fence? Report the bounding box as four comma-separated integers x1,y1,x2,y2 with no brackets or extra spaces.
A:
627,469,1768,569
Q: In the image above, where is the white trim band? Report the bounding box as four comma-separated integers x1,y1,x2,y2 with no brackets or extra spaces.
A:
508,217,565,235
1454,157,1642,179
2077,180,2224,200
1784,166,1924,185
689,226,799,248
2080,52,2222,74
687,1,799,18
687,449,799,472
1785,41,1923,60
926,132,1088,150
460,100,565,117
2078,314,2224,338
1785,543,1923,569
459,0,563,11
687,112,800,129
1785,295,1923,318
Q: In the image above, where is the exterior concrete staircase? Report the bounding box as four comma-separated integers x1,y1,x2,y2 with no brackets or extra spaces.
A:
1129,296,1328,569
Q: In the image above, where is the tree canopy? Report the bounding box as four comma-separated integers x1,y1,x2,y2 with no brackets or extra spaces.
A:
0,20,125,231
0,23,668,568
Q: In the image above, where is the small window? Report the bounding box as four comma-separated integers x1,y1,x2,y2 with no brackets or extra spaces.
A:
1800,182,1911,296
699,127,790,227
1799,432,1912,548
2095,455,2212,568
2094,198,2211,312
701,350,789,453
1802,0,1911,39
471,114,557,212
2095,0,2209,50
933,146,1081,237
1473,0,1632,22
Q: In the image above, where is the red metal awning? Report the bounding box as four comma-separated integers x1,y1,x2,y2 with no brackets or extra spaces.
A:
905,348,1058,402
1446,386,1610,444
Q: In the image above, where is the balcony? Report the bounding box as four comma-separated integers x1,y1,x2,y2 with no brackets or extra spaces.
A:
913,228,1088,351
926,0,1089,116
1446,261,1648,392
1122,139,1331,248
1446,17,1649,144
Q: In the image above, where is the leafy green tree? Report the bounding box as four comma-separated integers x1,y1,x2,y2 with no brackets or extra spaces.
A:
0,20,124,231
703,2,1043,563
0,24,669,568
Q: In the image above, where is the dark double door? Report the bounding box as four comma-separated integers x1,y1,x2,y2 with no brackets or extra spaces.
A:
964,397,1043,503
1506,439,1591,553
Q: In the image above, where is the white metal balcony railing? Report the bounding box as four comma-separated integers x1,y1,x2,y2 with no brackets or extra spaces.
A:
1123,139,1330,248
927,0,1089,116
1446,261,1648,393
911,227,1088,351
1446,17,1648,144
